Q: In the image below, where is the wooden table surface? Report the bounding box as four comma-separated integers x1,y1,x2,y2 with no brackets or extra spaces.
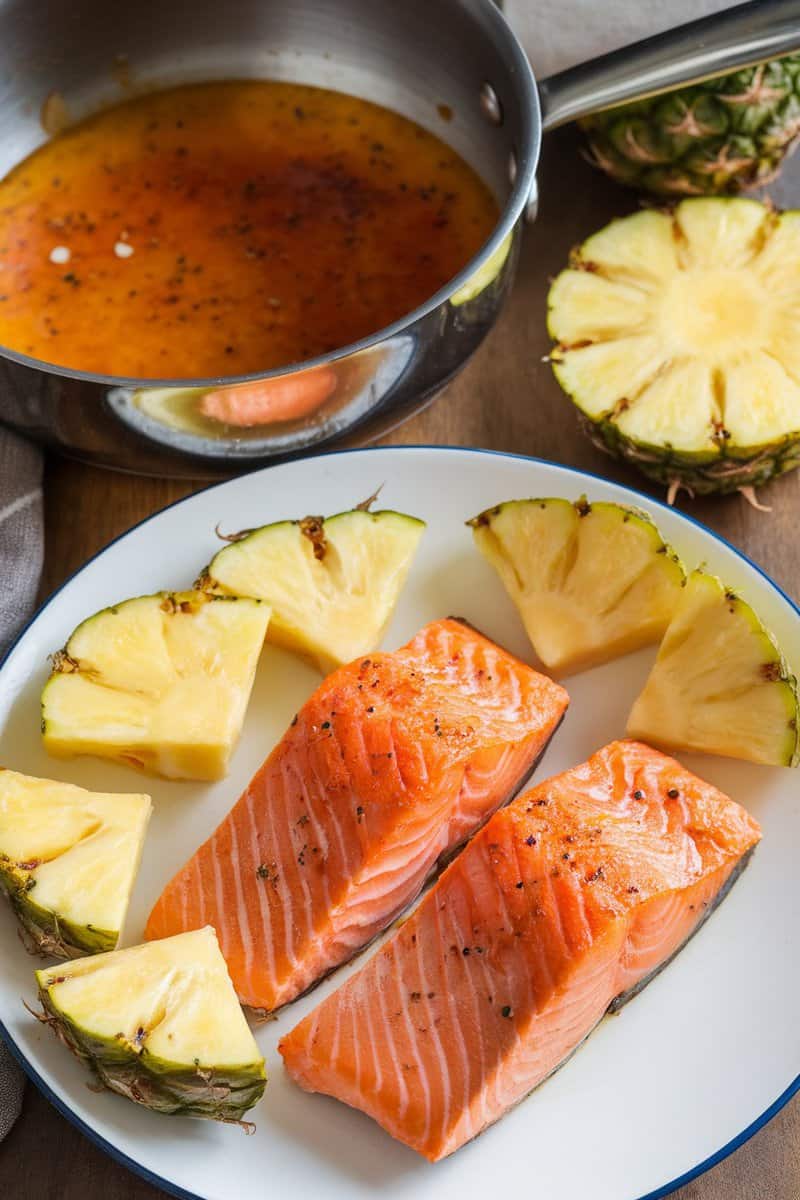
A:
2,123,800,1198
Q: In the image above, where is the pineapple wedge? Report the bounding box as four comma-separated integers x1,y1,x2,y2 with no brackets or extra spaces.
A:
42,591,270,781
35,927,266,1122
628,569,800,766
470,496,685,675
198,508,425,673
0,769,150,958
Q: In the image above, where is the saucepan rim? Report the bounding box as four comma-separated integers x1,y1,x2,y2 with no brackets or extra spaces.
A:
0,0,540,390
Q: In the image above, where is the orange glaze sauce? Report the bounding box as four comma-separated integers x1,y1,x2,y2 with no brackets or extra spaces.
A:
0,81,499,379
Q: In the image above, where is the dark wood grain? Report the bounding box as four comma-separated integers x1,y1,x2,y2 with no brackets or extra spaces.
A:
2,123,799,1199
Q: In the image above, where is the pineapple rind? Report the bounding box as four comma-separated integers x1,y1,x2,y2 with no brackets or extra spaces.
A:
580,57,800,198
587,417,800,495
35,994,266,1119
0,770,151,958
470,496,685,674
0,873,116,957
627,570,800,766
35,928,266,1122
200,508,425,674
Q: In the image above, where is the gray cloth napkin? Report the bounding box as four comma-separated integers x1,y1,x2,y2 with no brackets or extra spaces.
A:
0,427,45,1140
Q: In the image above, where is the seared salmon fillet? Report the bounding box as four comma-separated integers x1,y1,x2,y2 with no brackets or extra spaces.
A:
279,740,761,1160
145,618,568,1010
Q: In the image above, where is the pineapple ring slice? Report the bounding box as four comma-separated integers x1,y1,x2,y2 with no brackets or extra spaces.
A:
0,769,150,957
35,927,266,1122
470,495,685,676
548,197,800,494
41,591,270,781
199,508,425,674
627,569,800,766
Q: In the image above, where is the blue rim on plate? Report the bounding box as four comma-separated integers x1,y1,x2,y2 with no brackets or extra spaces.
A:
1,444,797,1200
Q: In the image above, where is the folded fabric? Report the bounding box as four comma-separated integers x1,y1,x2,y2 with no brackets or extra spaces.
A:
0,425,44,1139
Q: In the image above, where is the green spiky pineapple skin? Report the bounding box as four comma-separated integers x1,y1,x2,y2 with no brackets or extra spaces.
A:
585,416,800,495
0,859,115,959
582,57,800,196
37,986,266,1121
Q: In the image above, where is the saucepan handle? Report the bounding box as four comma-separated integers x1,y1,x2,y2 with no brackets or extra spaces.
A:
537,0,800,132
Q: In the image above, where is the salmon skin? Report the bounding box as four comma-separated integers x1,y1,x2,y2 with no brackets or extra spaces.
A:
145,618,568,1011
279,740,761,1161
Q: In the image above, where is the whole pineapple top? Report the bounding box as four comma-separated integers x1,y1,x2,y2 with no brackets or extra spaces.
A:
582,58,800,196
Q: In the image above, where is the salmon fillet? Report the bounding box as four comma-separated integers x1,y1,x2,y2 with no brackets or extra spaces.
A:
279,740,761,1160
145,618,568,1010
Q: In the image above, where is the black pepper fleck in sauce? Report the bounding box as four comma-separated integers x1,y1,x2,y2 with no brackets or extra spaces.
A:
0,81,499,378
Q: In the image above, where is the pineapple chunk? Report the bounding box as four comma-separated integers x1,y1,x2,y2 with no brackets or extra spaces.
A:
546,270,647,343
199,509,425,674
628,570,800,765
470,496,685,675
35,928,266,1122
551,335,663,420
0,769,150,957
613,360,719,459
548,198,800,496
577,210,680,286
42,591,270,781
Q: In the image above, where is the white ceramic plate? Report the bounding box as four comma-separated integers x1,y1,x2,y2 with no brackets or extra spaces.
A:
1,447,798,1200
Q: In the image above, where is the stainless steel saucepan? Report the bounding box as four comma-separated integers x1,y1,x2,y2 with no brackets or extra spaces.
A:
1,0,798,476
